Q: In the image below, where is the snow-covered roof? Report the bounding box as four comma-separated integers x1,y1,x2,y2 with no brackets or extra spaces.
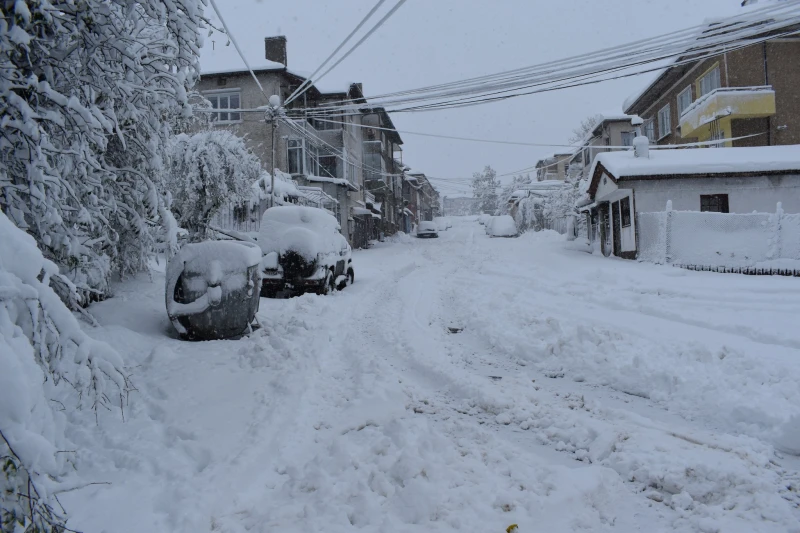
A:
202,62,285,77
592,145,800,179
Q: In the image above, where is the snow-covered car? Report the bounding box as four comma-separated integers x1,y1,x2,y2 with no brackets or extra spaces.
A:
258,206,354,297
484,216,496,234
487,215,519,238
416,221,439,238
434,217,450,231
478,214,492,225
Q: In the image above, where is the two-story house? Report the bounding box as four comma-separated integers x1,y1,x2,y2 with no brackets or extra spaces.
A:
624,11,800,148
197,36,371,245
567,114,643,181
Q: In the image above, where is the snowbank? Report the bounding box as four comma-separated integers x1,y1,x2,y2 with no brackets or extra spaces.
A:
0,211,128,529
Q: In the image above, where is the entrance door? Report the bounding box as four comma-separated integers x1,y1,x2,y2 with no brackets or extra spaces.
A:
599,203,612,257
611,200,621,257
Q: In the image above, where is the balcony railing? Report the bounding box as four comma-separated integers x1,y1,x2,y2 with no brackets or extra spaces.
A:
679,86,775,139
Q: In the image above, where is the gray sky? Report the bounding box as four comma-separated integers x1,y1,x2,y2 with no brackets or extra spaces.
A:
200,0,743,196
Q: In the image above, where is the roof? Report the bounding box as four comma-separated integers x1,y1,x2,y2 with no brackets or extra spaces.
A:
587,145,800,196
201,62,286,76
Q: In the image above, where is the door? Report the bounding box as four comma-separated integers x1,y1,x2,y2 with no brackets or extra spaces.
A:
599,203,612,257
612,200,621,257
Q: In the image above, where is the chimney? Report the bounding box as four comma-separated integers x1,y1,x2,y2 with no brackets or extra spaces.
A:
264,36,287,66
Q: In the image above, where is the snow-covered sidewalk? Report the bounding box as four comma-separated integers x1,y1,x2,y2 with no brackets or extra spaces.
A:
60,218,800,532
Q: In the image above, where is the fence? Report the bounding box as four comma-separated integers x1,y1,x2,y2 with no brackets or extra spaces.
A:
637,203,800,273
210,201,265,234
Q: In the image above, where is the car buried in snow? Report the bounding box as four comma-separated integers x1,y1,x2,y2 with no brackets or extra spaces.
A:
258,205,354,297
416,221,439,238
487,215,519,238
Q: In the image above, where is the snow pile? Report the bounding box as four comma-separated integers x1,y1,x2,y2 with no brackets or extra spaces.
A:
384,231,414,244
258,205,342,261
252,170,303,204
0,211,128,531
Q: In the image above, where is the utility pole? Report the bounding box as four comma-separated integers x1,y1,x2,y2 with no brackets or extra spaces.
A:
267,94,282,209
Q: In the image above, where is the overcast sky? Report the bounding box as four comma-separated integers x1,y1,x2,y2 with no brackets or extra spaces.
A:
200,0,745,196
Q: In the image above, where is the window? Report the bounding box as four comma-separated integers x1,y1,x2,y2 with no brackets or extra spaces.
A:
363,140,382,181
643,119,655,142
698,65,721,97
206,91,241,122
677,86,692,115
621,131,635,147
287,139,304,174
658,104,671,139
620,196,631,227
700,194,729,213
308,117,342,130
318,154,338,179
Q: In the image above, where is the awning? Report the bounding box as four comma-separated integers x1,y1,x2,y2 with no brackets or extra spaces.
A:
403,208,414,217
371,212,381,220
352,207,372,216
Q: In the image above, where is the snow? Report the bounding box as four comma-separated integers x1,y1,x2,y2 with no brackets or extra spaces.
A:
306,174,357,189
258,205,343,262
488,215,519,237
201,62,286,77
592,144,800,178
16,216,799,533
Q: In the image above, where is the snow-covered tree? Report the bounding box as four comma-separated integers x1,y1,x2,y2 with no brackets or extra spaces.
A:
0,0,208,304
0,211,129,532
568,114,603,144
166,130,263,240
471,166,500,215
499,174,533,214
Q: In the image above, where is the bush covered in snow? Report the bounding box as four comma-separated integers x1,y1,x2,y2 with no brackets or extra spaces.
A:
0,211,129,531
0,0,207,303
167,130,263,241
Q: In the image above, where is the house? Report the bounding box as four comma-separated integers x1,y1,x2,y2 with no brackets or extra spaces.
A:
443,196,480,216
566,114,643,181
535,153,572,181
582,143,800,258
196,36,370,245
623,6,800,148
362,108,405,237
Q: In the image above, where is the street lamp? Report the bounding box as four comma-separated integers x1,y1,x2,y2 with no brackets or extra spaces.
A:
266,94,282,208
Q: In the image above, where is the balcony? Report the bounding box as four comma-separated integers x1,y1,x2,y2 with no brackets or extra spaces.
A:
679,86,775,140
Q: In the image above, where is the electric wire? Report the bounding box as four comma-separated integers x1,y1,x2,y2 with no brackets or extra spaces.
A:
284,0,389,106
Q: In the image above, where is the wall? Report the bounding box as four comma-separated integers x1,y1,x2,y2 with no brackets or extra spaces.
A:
626,174,800,214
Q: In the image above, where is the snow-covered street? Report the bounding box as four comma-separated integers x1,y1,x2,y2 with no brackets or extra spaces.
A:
59,217,800,533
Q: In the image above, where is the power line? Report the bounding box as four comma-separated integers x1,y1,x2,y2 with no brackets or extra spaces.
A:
311,0,408,92
284,0,389,107
289,2,800,115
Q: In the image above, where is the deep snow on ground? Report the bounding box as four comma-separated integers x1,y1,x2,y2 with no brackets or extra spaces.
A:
59,217,800,532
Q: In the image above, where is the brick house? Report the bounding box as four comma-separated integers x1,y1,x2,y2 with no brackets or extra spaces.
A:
624,11,800,148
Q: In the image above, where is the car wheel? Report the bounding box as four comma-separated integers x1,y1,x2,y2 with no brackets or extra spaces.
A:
320,271,336,295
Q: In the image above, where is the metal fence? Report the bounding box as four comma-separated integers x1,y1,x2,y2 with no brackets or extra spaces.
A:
637,204,800,270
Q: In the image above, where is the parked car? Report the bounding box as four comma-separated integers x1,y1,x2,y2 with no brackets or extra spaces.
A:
258,205,354,297
416,221,439,238
478,214,492,225
488,215,519,238
484,216,496,235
